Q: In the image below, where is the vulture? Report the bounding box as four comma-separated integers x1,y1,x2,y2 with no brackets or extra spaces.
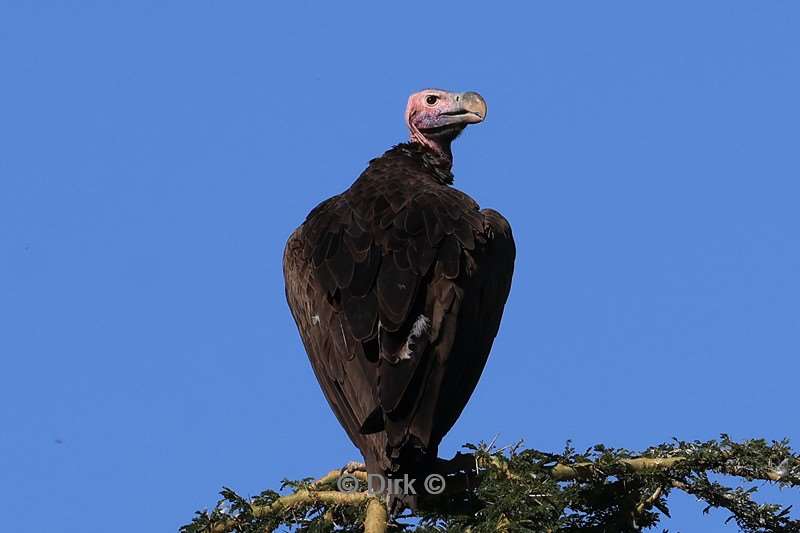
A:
283,88,515,507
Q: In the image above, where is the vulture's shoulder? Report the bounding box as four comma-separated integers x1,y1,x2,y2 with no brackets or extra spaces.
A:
293,142,507,252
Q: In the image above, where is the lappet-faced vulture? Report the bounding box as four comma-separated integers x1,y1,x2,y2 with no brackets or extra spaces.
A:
283,89,515,508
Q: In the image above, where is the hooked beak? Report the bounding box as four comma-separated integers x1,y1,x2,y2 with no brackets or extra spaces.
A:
449,91,487,124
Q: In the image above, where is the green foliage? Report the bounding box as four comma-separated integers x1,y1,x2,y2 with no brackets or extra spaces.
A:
182,435,798,533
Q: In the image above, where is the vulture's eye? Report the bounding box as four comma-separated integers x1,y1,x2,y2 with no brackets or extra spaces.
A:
425,95,439,105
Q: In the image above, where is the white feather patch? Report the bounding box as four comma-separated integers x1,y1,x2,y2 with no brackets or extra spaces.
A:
410,315,430,338
398,315,430,360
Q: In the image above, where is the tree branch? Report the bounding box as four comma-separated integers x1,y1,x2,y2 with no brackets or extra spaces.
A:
182,435,798,533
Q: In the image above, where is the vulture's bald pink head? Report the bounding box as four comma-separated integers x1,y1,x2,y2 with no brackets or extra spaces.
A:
405,89,487,159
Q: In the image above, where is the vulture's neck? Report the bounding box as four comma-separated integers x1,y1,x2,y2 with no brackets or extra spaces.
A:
402,141,454,185
411,130,452,158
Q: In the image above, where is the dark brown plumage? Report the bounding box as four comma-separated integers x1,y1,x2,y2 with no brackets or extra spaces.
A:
283,89,514,508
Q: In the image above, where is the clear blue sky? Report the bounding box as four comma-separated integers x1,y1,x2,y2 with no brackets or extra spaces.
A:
1,2,798,531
